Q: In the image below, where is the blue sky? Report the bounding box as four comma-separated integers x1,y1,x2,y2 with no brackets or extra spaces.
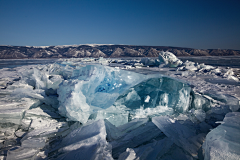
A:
0,0,240,50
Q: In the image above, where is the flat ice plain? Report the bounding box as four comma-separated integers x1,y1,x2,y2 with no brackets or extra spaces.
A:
0,52,240,160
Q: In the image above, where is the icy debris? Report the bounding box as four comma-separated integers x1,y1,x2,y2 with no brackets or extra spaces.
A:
177,60,216,74
223,68,240,82
4,103,69,160
158,51,183,67
179,60,198,71
140,58,160,67
205,92,240,112
203,112,240,160
98,57,110,65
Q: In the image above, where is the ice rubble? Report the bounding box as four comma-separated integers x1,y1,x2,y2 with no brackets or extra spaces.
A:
0,52,239,159
158,51,183,67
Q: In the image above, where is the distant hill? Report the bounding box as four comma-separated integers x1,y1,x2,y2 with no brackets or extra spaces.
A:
0,44,239,59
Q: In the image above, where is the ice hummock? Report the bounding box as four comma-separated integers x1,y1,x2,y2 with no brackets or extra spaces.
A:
57,64,194,126
57,64,154,124
158,51,183,67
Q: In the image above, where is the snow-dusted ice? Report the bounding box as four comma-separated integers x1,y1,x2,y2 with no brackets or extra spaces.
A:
0,51,239,159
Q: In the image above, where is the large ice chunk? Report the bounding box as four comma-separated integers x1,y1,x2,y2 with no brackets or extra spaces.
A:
203,112,240,160
158,51,183,67
114,77,192,120
57,65,148,123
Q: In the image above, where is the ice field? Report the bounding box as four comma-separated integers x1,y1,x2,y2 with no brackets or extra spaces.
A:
0,52,240,160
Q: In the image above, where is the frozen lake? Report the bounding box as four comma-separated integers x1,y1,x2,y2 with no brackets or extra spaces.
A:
0,58,57,69
0,54,239,160
179,56,240,68
1,56,240,69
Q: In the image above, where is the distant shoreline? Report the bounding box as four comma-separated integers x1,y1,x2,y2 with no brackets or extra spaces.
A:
1,44,239,59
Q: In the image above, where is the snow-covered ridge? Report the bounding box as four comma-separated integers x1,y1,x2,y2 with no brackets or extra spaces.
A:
26,44,115,48
1,44,240,59
0,52,239,159
54,44,115,48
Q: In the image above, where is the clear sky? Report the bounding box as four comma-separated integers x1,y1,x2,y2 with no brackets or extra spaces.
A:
0,0,240,50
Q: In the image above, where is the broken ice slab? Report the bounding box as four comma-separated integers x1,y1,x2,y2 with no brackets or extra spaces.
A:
10,85,59,108
111,121,164,159
203,112,240,160
23,112,67,131
103,118,149,142
21,137,47,149
19,65,64,90
0,98,41,125
4,108,69,159
21,121,68,141
49,120,113,160
152,116,205,158
60,119,107,147
56,136,113,160
6,147,39,160
0,123,18,141
204,92,240,112
114,77,192,120
104,119,122,141
7,123,69,160
159,144,195,160
25,104,62,119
